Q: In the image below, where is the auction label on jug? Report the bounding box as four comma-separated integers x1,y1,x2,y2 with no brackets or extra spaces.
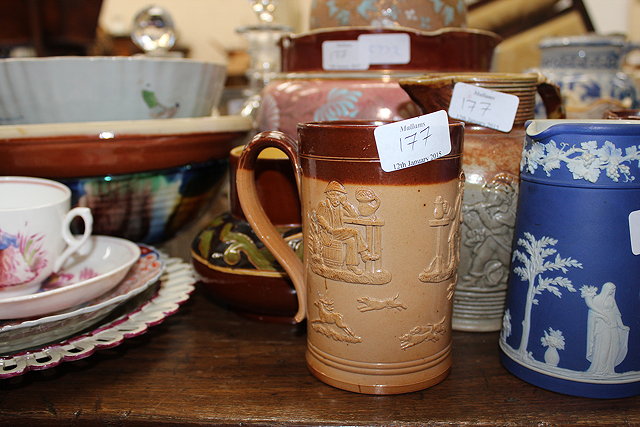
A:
322,40,368,70
374,110,451,173
448,82,519,132
358,33,411,65
322,33,410,70
629,210,640,255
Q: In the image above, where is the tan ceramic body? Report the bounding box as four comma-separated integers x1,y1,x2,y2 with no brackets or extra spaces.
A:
236,122,464,394
301,169,459,394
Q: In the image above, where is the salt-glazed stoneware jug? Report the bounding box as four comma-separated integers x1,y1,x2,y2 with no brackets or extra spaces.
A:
400,72,564,332
500,119,640,398
236,120,464,394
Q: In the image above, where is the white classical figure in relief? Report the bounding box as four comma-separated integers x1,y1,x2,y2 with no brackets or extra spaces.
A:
582,282,630,375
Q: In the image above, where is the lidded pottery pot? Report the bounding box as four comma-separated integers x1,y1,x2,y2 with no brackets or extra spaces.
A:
258,26,501,137
537,35,639,119
399,72,565,332
191,145,302,323
500,119,640,399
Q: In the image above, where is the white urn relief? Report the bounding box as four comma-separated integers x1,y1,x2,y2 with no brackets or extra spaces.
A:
541,328,565,367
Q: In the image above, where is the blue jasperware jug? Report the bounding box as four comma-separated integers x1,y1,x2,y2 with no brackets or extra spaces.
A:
500,119,640,398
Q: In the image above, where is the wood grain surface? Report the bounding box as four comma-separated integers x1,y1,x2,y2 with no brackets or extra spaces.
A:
0,286,638,426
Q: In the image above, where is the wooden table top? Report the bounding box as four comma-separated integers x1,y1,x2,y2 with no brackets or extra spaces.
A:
1,283,638,426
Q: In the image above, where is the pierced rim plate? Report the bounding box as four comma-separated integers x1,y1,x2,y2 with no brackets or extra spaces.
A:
0,244,164,354
0,256,195,378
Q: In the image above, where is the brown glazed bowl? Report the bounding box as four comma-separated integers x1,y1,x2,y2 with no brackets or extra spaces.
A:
280,26,501,73
0,116,251,177
191,146,302,323
0,116,252,244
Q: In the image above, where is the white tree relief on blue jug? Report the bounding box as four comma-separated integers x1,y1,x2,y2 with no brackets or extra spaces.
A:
507,232,582,359
313,88,362,122
500,232,640,382
580,283,630,376
520,139,640,183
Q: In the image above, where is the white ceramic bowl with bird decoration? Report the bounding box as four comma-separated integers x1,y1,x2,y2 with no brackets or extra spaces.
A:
0,56,227,124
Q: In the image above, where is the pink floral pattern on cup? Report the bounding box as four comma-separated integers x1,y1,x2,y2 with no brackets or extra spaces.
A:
0,229,48,289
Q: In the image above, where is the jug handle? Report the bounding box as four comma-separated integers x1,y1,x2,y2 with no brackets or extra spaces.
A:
536,73,566,119
236,130,306,323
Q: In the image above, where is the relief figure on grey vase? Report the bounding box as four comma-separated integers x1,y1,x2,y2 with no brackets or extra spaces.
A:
459,173,517,290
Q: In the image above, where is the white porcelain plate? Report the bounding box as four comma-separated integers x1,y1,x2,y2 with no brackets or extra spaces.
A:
0,235,140,319
0,244,163,354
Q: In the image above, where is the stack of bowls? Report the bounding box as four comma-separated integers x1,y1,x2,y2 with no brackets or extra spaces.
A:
0,56,252,244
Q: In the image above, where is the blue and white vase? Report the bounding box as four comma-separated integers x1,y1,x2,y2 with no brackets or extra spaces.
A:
500,119,640,398
536,35,639,119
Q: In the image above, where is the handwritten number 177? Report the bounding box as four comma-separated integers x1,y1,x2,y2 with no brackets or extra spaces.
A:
399,126,432,152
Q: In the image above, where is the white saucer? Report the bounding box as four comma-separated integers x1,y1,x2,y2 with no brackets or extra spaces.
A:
0,244,163,354
0,235,140,319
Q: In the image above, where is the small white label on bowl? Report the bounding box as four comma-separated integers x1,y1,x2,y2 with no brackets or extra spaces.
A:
629,210,640,255
374,110,452,173
322,40,368,70
448,82,520,132
358,33,411,65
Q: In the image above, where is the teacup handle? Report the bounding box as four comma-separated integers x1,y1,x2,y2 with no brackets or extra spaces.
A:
53,207,93,272
236,131,306,323
535,73,566,119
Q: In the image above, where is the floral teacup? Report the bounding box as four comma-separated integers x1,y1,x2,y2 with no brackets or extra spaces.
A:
0,177,93,298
